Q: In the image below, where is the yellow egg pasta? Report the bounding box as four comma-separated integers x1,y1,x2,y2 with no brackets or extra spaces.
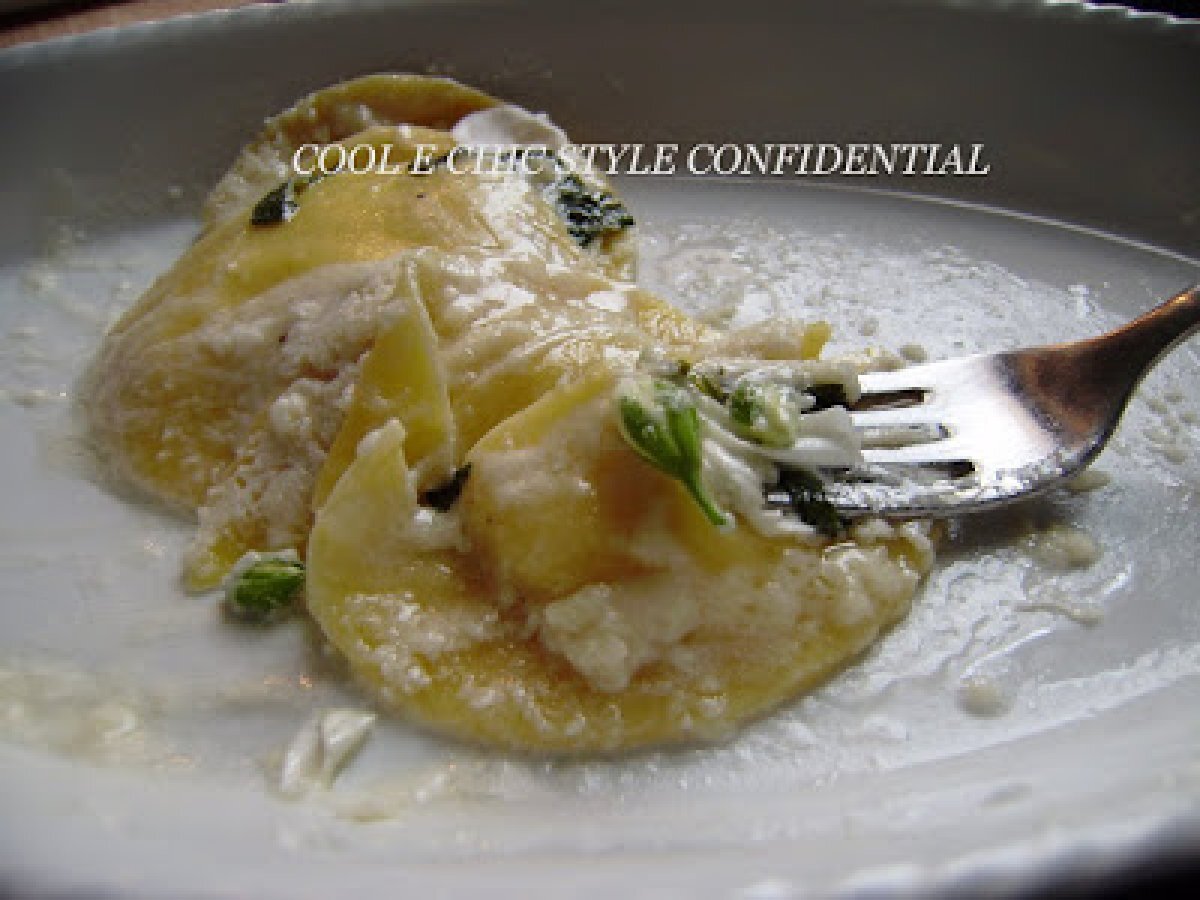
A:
84,74,933,751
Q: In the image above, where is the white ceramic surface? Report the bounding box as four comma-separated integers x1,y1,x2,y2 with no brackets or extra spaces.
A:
1,2,1198,897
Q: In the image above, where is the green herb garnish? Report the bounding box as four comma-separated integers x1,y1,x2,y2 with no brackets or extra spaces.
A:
776,468,845,538
224,554,305,623
728,379,801,448
419,464,472,511
249,171,330,226
250,182,299,226
689,365,730,403
616,376,729,528
549,173,635,248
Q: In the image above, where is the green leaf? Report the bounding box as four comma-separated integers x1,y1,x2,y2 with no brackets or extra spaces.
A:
618,393,676,469
728,379,800,448
776,468,845,538
689,366,730,403
616,376,729,529
662,393,701,469
224,555,305,624
249,171,331,227
418,464,472,512
250,182,298,226
548,173,635,248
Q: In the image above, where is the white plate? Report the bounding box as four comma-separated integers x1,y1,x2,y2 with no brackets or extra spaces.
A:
1,2,1198,897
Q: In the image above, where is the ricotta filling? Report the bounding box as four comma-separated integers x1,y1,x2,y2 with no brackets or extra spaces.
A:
535,519,931,694
461,376,931,696
452,105,571,153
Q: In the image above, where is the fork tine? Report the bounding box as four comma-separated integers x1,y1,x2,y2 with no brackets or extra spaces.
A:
851,370,953,448
851,405,947,429
860,440,975,467
857,421,951,448
855,367,927,395
854,354,992,402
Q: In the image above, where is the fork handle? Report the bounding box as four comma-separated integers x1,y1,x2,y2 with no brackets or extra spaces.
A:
1009,285,1199,435
1066,284,1200,394
1100,283,1200,371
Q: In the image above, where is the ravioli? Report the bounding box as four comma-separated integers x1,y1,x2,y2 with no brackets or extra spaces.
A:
84,75,933,752
84,76,635,588
307,374,932,751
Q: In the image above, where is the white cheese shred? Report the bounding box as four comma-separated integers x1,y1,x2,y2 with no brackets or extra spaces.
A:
277,708,377,798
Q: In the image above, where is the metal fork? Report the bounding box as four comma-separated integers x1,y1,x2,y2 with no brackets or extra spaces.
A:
817,284,1200,518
